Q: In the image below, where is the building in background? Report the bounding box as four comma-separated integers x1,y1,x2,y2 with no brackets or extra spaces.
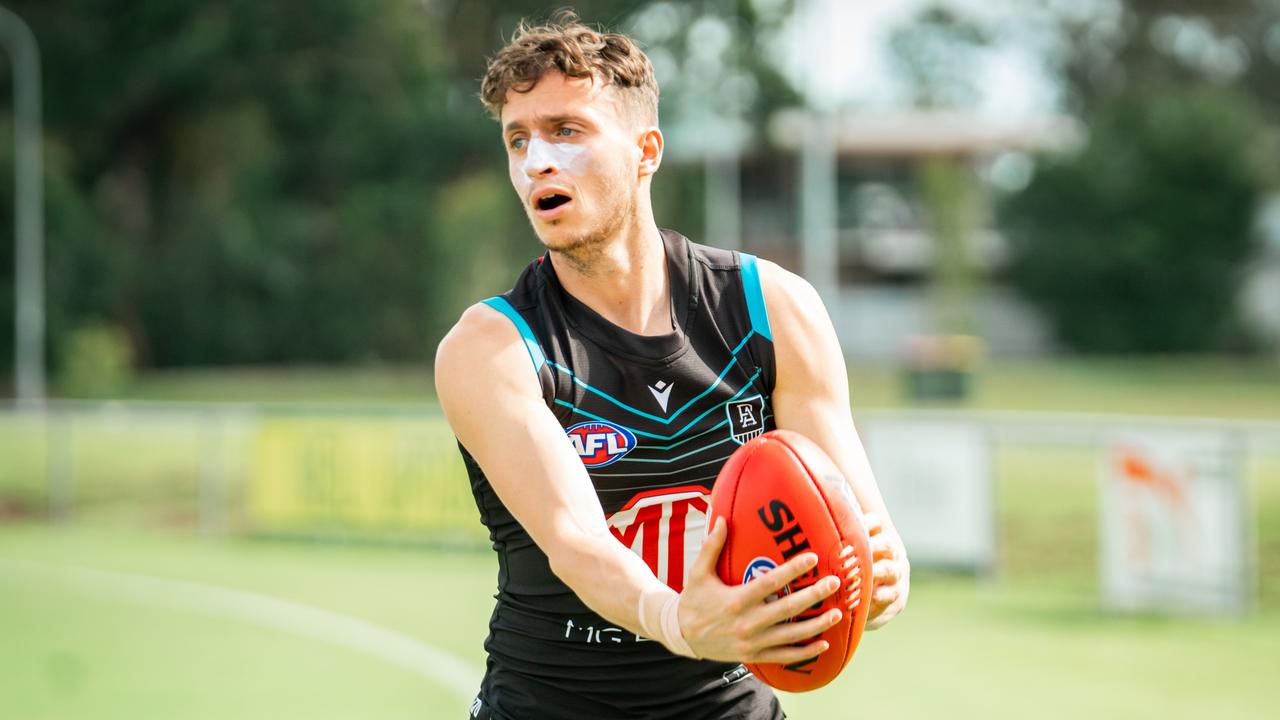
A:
751,108,1078,359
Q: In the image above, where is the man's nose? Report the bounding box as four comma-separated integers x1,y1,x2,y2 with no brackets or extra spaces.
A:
524,138,559,178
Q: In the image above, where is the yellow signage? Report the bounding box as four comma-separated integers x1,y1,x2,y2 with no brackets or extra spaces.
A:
248,413,486,542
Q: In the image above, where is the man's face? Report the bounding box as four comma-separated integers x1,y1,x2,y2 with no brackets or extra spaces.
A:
501,72,642,255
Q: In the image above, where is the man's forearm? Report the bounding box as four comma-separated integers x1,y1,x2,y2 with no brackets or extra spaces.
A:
546,527,666,634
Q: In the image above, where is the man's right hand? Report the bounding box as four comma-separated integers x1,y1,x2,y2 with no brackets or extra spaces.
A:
677,517,843,664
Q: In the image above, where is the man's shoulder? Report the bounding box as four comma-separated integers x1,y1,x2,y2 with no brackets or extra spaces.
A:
757,258,820,311
454,301,519,336
436,302,530,379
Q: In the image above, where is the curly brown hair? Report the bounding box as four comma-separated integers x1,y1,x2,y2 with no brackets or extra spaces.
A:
480,11,658,126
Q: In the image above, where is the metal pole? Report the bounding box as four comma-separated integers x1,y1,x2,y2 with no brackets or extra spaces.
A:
199,411,228,537
799,0,839,324
47,403,71,522
0,7,44,407
702,0,742,250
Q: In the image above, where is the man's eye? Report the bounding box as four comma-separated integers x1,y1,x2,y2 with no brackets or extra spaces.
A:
510,137,527,150
556,127,576,138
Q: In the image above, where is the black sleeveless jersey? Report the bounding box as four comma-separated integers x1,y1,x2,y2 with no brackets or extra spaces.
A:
460,229,780,719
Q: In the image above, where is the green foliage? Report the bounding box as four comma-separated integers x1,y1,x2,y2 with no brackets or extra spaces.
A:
917,157,981,334
430,170,527,339
1000,85,1272,353
887,3,991,109
1052,2,1280,127
56,320,134,398
0,1,791,379
0,0,515,372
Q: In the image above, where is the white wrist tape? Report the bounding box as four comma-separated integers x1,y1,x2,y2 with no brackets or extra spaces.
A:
638,586,698,659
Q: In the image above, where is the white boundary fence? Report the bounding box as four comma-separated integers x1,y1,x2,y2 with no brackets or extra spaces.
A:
1,401,255,532
3,401,1277,612
859,409,1279,614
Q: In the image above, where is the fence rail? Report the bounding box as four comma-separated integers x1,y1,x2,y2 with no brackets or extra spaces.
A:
2,400,1277,538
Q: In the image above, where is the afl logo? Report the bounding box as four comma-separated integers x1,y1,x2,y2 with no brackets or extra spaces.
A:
566,421,637,468
743,556,791,605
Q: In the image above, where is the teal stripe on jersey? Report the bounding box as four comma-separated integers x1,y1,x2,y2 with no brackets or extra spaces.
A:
643,418,730,451
614,434,738,464
598,451,738,478
482,296,546,372
543,331,753,425
553,367,763,441
739,253,773,342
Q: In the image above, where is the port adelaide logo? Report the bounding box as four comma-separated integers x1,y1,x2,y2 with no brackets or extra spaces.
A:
566,421,637,468
726,395,766,445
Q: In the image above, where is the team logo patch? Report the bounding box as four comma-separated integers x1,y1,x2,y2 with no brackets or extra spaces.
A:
726,395,766,445
742,556,791,605
566,421,637,468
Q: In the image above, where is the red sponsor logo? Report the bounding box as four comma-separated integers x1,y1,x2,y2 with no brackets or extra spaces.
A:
606,486,710,592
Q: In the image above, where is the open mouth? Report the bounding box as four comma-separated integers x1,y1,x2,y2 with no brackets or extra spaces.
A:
535,193,573,211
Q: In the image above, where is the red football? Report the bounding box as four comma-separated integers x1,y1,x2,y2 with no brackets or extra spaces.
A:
708,429,873,692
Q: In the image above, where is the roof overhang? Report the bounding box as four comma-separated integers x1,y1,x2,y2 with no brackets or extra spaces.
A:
769,108,1083,158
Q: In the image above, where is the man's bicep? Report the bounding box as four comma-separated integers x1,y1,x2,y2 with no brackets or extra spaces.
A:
435,307,607,551
468,394,609,549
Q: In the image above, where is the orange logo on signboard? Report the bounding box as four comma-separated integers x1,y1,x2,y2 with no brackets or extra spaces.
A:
1114,447,1195,570
1117,451,1186,508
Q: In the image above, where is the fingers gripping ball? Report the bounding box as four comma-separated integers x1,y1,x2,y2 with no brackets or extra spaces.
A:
708,430,874,692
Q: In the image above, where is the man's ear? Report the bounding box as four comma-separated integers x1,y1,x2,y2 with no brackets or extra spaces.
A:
637,127,663,178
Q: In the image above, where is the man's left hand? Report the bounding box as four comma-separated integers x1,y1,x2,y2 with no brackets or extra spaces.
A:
845,512,909,630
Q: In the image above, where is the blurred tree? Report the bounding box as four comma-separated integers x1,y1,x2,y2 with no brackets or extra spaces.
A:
1001,85,1270,352
886,3,992,338
917,157,981,336
1048,0,1280,124
0,1,800,383
880,1,1280,353
1,0,481,370
995,0,1280,353
887,3,991,110
57,319,133,398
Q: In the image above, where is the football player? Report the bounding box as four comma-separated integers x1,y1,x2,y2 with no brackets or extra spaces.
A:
436,12,908,719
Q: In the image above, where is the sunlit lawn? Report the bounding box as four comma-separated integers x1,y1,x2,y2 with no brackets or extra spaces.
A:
3,523,1278,720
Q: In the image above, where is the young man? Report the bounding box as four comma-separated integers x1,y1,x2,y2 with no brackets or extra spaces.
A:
436,15,908,720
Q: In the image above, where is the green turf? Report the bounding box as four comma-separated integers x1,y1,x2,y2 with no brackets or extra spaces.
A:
0,526,494,720
3,524,1278,719
781,573,1280,719
2,576,457,720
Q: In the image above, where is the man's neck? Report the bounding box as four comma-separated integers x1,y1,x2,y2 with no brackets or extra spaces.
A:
549,218,671,337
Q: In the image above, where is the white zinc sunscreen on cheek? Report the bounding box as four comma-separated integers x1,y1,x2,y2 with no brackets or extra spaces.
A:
514,136,592,195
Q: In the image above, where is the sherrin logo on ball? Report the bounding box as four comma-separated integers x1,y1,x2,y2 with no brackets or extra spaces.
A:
566,421,636,467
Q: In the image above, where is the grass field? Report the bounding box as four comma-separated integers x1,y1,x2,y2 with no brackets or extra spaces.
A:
3,358,1278,718
3,524,1278,720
